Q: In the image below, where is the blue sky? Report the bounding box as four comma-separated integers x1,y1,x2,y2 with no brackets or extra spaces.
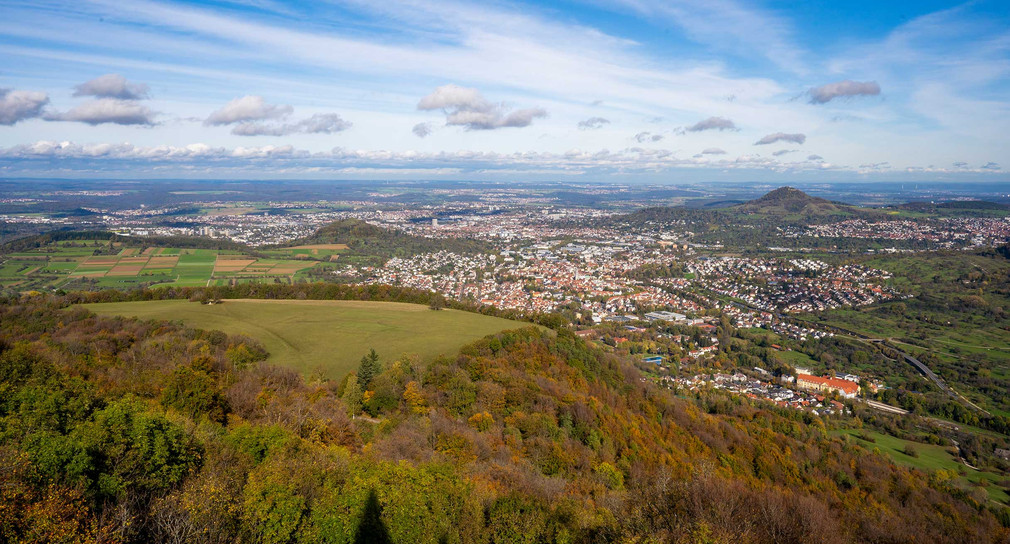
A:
0,0,1007,181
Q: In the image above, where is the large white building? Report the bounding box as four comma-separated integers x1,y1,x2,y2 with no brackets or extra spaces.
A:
644,310,687,323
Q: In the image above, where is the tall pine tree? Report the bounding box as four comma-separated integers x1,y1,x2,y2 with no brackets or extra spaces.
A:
357,348,381,388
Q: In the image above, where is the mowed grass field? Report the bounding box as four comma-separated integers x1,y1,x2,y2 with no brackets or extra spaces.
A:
83,299,533,379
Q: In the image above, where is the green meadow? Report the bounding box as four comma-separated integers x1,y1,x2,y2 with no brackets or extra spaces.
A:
83,299,534,380
835,428,1009,505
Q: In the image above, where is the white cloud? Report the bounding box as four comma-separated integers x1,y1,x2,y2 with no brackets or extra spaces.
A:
229,124,288,136
231,113,352,136
807,154,823,161
417,84,547,130
292,113,351,134
417,84,486,111
772,149,795,156
981,161,1000,170
858,161,890,170
701,147,726,154
1,1,1005,175
685,116,736,132
808,80,880,104
635,131,664,143
0,88,49,125
296,113,352,134
230,144,297,158
577,117,610,130
23,0,787,140
44,99,156,125
205,95,293,125
412,122,434,138
73,74,150,100
2,140,1004,178
827,5,1009,149
755,132,806,145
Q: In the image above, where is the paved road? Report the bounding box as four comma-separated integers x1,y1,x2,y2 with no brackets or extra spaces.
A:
874,340,990,415
889,347,953,395
784,316,965,399
719,294,990,414
765,312,993,415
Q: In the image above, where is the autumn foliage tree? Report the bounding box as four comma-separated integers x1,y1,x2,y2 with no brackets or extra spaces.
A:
0,297,1007,543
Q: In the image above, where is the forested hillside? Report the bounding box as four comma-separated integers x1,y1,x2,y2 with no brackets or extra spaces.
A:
603,188,933,251
0,230,262,254
1,295,1006,543
285,218,489,265
736,186,847,216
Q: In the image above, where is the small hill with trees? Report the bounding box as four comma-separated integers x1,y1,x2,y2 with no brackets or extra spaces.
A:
286,218,490,264
891,200,1010,217
735,186,847,216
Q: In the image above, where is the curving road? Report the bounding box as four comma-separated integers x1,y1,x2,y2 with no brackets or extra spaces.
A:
718,293,989,415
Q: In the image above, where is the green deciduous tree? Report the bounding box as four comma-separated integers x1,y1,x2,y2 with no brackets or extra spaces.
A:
74,397,201,499
342,374,363,416
428,293,446,311
161,363,230,424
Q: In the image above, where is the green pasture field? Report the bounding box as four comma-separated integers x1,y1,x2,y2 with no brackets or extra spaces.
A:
82,299,535,380
41,261,82,272
770,349,817,368
863,252,1010,287
834,429,1009,505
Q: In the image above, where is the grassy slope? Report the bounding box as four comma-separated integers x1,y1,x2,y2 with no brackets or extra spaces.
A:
835,429,1009,504
84,299,532,379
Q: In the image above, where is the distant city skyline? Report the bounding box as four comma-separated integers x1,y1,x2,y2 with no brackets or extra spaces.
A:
0,0,1007,181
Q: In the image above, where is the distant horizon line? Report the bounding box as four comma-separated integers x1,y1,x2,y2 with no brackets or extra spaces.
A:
3,178,1010,186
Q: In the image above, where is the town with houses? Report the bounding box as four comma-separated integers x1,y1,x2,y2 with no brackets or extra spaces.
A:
791,217,1010,249
664,367,883,417
3,186,1008,419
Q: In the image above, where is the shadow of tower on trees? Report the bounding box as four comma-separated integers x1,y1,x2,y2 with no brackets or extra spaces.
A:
354,488,392,544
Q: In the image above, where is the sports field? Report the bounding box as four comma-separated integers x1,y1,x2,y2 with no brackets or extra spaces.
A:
83,299,532,379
